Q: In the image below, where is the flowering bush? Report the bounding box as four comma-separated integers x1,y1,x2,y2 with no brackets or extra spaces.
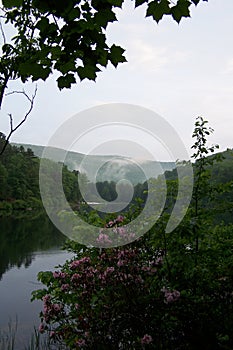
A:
32,218,181,349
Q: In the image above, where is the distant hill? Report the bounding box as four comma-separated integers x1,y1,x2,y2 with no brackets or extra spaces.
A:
12,143,176,185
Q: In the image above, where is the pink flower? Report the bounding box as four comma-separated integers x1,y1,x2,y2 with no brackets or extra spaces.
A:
39,323,45,333
96,233,112,245
117,260,124,267
117,227,127,237
70,257,90,269
155,256,163,265
76,338,86,346
42,294,51,303
61,283,70,291
116,215,124,223
161,287,180,303
43,305,49,314
105,266,115,275
50,331,56,338
53,303,61,312
71,273,81,282
141,334,153,344
128,232,136,240
53,271,60,278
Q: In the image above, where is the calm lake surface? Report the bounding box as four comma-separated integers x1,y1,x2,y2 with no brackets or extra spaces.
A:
0,211,73,349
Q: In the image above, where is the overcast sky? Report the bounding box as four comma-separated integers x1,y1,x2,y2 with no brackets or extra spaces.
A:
1,0,233,161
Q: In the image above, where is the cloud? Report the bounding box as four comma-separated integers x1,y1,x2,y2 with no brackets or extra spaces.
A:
224,58,233,74
125,39,189,73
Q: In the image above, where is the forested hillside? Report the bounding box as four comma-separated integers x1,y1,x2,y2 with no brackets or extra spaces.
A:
0,133,81,210
1,133,233,224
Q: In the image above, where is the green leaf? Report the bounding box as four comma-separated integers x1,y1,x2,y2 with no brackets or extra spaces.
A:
18,62,51,81
109,44,127,67
36,17,50,32
94,8,117,28
135,0,148,8
77,65,100,81
2,43,14,55
57,73,76,89
146,0,170,23
97,50,108,67
50,46,62,60
107,0,124,7
170,0,191,23
2,0,23,8
66,7,81,21
37,271,53,284
57,60,76,74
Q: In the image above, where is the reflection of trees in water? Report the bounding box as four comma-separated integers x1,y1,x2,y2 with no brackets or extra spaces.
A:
0,212,66,280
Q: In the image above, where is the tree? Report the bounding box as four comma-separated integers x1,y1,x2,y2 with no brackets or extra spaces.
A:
0,0,208,146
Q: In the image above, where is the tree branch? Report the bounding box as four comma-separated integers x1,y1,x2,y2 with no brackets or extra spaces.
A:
0,17,6,45
0,85,38,154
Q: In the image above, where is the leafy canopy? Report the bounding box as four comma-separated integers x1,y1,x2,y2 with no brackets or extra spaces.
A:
1,0,208,90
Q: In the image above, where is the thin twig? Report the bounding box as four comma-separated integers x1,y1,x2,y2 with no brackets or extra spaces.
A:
0,85,38,155
0,17,6,44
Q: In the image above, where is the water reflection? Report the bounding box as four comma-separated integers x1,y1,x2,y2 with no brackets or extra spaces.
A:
0,211,72,349
0,211,67,280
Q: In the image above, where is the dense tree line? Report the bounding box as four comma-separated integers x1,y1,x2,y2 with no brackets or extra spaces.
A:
0,133,82,210
163,148,233,224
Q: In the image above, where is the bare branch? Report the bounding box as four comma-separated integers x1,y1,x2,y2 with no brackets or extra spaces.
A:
0,74,9,109
0,85,38,154
0,17,6,44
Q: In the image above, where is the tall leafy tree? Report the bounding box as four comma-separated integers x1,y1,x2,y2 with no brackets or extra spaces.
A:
0,0,208,146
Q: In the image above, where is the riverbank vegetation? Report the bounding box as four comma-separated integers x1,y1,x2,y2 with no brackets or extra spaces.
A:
1,118,233,348
30,117,233,349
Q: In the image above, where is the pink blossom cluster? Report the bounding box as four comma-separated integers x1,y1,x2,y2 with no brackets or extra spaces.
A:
141,334,153,344
41,294,64,323
37,241,168,348
76,338,86,346
70,257,91,269
161,287,181,303
53,271,67,279
95,216,138,246
96,233,112,245
105,215,124,227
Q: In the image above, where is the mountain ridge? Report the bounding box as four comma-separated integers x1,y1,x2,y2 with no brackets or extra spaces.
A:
12,143,176,184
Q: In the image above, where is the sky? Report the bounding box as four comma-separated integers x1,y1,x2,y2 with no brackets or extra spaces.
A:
1,0,233,161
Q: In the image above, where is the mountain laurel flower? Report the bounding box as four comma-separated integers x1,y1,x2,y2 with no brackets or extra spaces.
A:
141,334,153,344
42,294,51,303
117,227,127,237
116,215,124,223
70,257,90,269
39,323,45,334
53,271,60,278
61,283,70,292
105,266,115,275
71,273,81,282
155,256,163,265
53,303,62,312
117,260,124,267
161,287,180,303
96,233,112,244
76,338,86,346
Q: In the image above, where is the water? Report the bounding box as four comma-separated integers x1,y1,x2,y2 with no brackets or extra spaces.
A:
0,211,73,349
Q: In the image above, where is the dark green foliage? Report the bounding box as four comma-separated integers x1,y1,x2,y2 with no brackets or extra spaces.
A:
0,0,207,97
0,134,82,209
33,117,233,349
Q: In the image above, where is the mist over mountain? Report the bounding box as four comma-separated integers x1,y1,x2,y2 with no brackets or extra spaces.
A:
13,143,176,184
